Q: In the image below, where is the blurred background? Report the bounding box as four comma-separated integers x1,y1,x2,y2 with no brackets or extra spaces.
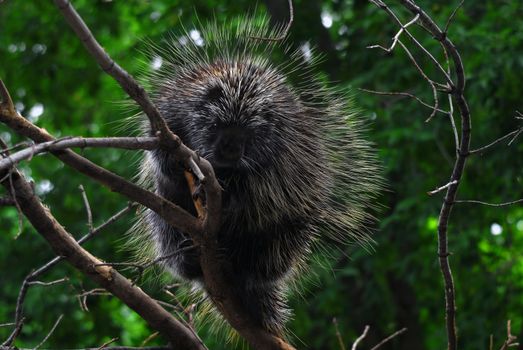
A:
0,1,522,349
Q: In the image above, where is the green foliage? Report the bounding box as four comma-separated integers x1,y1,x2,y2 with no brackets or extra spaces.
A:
1,1,522,349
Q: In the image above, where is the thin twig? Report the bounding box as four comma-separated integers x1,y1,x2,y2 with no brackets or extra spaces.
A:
140,333,159,347
8,169,24,237
1,204,132,346
1,317,24,347
96,337,118,350
94,244,197,284
454,199,523,207
368,0,453,85
351,325,370,350
396,40,442,122
332,318,346,350
79,185,94,232
28,277,69,287
0,136,159,172
444,0,465,34
34,314,63,349
0,323,15,328
359,88,448,115
1,137,24,237
369,327,408,350
367,14,419,52
499,320,518,350
469,128,523,155
428,180,458,196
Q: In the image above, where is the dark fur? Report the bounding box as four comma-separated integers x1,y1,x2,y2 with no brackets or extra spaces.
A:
134,18,382,335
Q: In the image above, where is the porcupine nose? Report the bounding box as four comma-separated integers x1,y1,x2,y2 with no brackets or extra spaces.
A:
215,126,247,166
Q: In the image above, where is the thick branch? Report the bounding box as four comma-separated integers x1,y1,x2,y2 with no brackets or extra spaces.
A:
0,170,205,350
53,0,167,136
0,105,200,235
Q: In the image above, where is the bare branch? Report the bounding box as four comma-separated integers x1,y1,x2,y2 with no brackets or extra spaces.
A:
28,277,69,287
351,325,370,350
368,0,453,85
51,0,205,181
34,314,63,350
1,202,133,346
140,333,159,347
444,0,465,34
332,318,346,350
0,136,159,172
499,320,518,350
0,80,16,116
0,317,24,348
8,169,24,238
0,169,205,349
96,337,118,350
369,327,408,350
369,2,475,349
79,185,94,232
469,127,523,155
428,180,458,196
94,244,197,284
2,277,67,346
53,1,166,136
359,88,448,115
0,102,200,235
396,40,441,122
454,199,523,207
367,14,419,52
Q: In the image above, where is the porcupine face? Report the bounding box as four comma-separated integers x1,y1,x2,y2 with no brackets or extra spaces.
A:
168,60,297,175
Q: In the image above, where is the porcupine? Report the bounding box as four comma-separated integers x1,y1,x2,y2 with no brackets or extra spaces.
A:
131,17,382,336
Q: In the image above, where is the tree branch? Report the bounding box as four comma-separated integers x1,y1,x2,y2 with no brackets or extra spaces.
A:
369,327,408,350
2,0,296,345
0,169,206,350
351,325,370,350
0,136,159,173
369,2,474,349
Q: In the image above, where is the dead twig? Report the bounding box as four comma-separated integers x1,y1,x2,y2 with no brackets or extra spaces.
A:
359,88,448,115
454,199,523,207
0,136,160,173
34,314,63,349
428,180,458,196
332,318,346,350
499,320,518,350
96,337,118,350
79,185,93,232
469,127,523,155
351,325,370,350
443,0,465,34
369,327,408,350
367,14,419,53
368,2,475,349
